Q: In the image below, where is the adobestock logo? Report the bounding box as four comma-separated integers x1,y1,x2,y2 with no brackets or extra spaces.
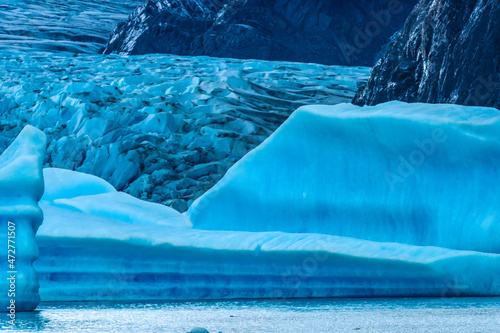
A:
271,240,330,299
385,128,448,191
340,0,417,64
464,71,500,107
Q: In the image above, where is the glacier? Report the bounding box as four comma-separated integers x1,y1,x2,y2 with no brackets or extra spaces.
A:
0,0,142,54
0,0,497,321
33,102,500,301
0,52,368,212
0,126,46,311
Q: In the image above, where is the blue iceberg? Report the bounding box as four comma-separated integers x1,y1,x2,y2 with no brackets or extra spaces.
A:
0,126,46,311
34,102,500,301
188,102,500,254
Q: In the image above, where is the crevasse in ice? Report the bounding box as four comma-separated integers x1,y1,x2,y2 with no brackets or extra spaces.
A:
0,126,46,311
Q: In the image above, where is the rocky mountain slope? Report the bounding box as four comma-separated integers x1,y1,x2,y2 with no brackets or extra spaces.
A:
354,0,500,109
103,0,416,66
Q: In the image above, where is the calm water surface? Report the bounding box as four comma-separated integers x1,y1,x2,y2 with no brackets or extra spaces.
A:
2,298,499,332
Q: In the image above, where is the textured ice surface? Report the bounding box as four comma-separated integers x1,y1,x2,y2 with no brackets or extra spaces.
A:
36,220,500,301
36,154,500,301
0,0,142,53
0,52,368,211
42,168,116,202
36,191,500,300
41,168,192,229
0,126,46,311
188,102,500,255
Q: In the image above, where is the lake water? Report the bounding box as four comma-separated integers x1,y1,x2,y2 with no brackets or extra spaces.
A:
2,298,499,332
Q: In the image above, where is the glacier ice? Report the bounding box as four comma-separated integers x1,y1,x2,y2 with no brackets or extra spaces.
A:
42,168,116,202
35,167,500,300
0,0,142,53
35,101,500,301
188,102,500,255
36,179,500,301
36,219,500,300
0,52,369,212
0,126,46,311
40,168,192,229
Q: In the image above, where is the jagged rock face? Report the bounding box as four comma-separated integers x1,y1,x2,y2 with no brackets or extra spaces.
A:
354,0,500,109
103,0,416,66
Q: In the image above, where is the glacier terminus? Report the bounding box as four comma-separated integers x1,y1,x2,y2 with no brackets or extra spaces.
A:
0,0,499,331
3,102,499,306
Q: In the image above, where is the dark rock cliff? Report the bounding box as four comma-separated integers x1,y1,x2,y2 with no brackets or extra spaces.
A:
102,0,416,66
354,0,500,109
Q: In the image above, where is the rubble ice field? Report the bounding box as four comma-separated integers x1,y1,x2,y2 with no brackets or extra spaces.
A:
0,51,368,212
